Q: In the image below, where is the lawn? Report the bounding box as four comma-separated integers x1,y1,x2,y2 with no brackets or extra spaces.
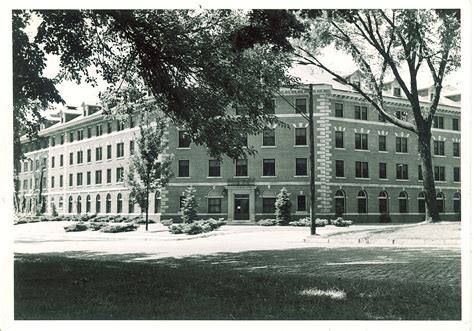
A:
14,247,461,320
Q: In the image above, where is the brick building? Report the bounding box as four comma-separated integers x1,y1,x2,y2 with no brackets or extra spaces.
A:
16,73,461,223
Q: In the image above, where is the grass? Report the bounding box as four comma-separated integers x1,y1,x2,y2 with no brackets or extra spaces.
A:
14,247,461,320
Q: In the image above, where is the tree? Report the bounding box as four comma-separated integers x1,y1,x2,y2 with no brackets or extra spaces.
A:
294,9,460,222
127,107,173,231
27,9,303,160
275,187,292,225
181,186,199,224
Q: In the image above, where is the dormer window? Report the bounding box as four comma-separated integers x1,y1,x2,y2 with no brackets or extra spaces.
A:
394,87,401,97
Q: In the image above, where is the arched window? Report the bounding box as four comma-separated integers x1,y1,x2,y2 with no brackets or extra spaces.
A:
77,196,82,214
59,196,64,211
106,194,112,213
357,190,368,213
378,191,389,214
96,194,101,213
117,193,123,214
453,192,461,214
436,192,445,213
128,195,135,214
398,191,408,213
154,191,161,213
418,192,426,214
68,196,73,213
86,195,91,213
334,190,346,216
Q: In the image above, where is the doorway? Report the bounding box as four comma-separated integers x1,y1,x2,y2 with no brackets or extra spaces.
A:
234,194,250,220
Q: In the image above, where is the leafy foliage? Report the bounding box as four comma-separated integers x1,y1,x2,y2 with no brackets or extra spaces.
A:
257,219,278,226
180,186,199,224
275,187,292,225
168,218,226,235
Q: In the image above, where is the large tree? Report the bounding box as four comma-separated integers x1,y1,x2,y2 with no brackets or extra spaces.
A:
294,9,460,222
25,9,303,159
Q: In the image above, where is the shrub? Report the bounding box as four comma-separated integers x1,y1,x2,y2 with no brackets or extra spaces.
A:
52,204,59,217
168,218,226,235
379,213,392,223
331,217,353,227
275,187,292,225
160,219,173,226
257,219,278,226
100,223,139,233
289,217,328,227
169,224,184,234
181,186,199,224
135,217,156,224
64,222,88,232
87,222,107,231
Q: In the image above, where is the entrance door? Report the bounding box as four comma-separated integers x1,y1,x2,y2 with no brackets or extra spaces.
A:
234,194,250,220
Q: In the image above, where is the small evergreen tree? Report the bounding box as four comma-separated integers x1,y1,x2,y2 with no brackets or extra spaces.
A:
51,203,58,217
275,187,292,225
181,186,199,224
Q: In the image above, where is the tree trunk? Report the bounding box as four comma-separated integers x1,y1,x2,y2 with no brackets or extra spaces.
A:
308,84,317,235
145,188,149,231
418,129,441,223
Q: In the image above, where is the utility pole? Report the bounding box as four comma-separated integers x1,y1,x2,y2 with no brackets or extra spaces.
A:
308,84,317,235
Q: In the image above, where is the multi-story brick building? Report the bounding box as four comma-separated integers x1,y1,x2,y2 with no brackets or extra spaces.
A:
16,72,461,223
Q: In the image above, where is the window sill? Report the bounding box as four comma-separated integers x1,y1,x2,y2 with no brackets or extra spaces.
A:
234,176,249,178
433,155,446,158
355,149,370,152
177,176,191,179
396,179,410,181
117,156,125,160
261,176,277,178
379,178,389,181
261,146,277,148
355,177,371,180
177,147,191,150
395,152,409,155
335,176,346,179
378,151,388,153
294,175,309,178
296,211,307,214
453,156,461,159
334,147,346,150
207,176,222,179
294,145,308,148
435,181,447,183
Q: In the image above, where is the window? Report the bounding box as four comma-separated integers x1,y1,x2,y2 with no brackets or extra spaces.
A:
263,198,276,213
117,193,123,213
69,132,74,143
355,161,369,178
208,160,221,177
335,103,343,117
454,167,460,182
453,192,461,214
87,127,92,138
453,142,460,157
86,171,91,185
434,141,445,156
154,192,161,213
116,167,124,183
51,156,55,168
295,128,307,146
418,165,423,180
130,117,135,128
96,147,103,161
396,164,409,180
68,196,73,213
357,191,368,213
452,118,459,131
354,105,368,120
355,133,368,150
178,160,190,177
235,159,248,177
264,99,275,114
59,175,63,188
433,116,444,129
394,87,401,97
23,179,27,190
434,166,445,181
96,124,103,136
77,151,83,164
130,140,135,155
178,131,191,148
262,159,276,177
297,195,306,211
51,137,56,147
107,169,112,183
436,192,445,213
96,194,101,213
69,174,73,187
86,195,91,213
239,135,248,147
59,196,64,210
262,128,275,146
396,111,407,120
116,142,124,158
379,163,387,179
295,158,307,176
107,122,112,134
78,129,84,141
117,120,124,131
335,131,344,148
295,98,307,113
51,176,55,188
107,145,112,159
106,194,111,213
87,149,91,163
335,190,345,216
77,173,83,186
69,152,74,165
379,135,387,151
208,198,221,213
399,191,408,213
396,137,408,153
77,196,82,214
95,170,102,184
335,160,344,178
128,197,135,214
60,134,65,145
418,192,426,214
379,191,389,214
